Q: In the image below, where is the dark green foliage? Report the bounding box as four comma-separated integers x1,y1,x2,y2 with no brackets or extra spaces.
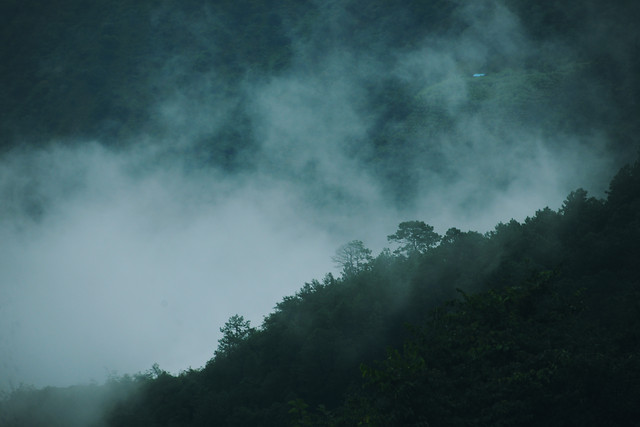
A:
387,220,441,256
331,240,373,277
19,156,619,425
327,158,640,426
215,314,255,357
346,269,640,426
3,158,640,425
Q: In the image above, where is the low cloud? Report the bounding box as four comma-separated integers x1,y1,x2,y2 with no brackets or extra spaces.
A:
0,143,339,389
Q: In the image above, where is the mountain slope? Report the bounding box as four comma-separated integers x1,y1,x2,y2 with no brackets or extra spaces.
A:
2,156,634,426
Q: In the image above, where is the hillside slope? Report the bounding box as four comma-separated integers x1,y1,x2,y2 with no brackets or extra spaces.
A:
3,155,637,426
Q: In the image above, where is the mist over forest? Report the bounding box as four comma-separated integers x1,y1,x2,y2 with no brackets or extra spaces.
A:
1,0,639,425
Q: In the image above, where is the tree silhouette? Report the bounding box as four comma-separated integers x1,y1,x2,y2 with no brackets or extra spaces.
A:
332,240,373,277
387,221,441,256
215,314,254,357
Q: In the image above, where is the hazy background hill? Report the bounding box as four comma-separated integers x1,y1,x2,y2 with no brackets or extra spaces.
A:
2,0,638,151
1,0,638,207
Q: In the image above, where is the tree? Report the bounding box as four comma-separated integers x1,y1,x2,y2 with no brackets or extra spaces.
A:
387,221,441,256
215,314,254,357
440,227,462,245
332,240,372,277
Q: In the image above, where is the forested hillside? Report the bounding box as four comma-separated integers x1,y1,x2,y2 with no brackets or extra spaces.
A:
1,0,640,425
107,157,640,426
2,152,638,426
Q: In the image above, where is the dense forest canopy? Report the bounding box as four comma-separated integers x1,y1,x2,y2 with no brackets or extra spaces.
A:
2,155,639,426
1,0,639,425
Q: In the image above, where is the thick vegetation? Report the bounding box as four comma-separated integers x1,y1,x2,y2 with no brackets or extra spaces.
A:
2,156,638,426
105,158,640,426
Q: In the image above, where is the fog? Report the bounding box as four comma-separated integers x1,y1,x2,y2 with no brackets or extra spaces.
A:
0,0,627,392
0,144,341,389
